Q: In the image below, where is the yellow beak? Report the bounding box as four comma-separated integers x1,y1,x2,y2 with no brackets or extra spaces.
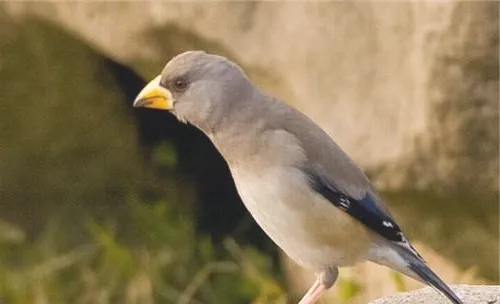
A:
133,75,173,110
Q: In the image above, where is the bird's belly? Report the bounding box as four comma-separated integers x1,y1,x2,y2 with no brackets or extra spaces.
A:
230,166,370,270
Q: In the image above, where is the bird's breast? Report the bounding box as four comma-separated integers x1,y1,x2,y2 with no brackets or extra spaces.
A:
229,165,371,270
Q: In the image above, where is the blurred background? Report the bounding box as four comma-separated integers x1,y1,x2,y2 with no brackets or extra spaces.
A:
0,2,498,304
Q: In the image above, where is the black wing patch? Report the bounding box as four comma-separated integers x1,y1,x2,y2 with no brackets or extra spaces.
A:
306,170,406,243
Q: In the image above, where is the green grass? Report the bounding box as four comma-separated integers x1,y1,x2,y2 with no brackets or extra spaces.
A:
0,198,287,304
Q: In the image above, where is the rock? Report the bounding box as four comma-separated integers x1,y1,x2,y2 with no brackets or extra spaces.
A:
370,285,500,304
2,2,497,192
0,13,150,233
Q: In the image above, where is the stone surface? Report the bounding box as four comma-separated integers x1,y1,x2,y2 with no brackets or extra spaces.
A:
370,285,500,304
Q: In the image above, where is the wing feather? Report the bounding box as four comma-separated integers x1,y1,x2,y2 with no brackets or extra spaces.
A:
305,168,406,243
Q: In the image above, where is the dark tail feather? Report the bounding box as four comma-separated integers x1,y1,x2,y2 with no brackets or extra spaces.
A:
408,259,463,304
392,245,463,304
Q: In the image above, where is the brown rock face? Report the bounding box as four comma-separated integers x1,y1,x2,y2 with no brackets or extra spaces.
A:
3,2,497,192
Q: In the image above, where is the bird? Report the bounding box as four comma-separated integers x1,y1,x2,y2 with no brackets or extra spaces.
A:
133,50,463,304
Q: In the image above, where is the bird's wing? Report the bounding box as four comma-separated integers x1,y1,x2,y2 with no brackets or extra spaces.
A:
301,137,464,304
269,103,411,246
304,165,408,245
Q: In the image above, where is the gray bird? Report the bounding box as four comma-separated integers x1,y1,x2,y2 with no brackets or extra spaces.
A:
133,51,463,304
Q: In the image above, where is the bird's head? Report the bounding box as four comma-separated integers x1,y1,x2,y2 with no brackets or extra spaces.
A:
133,51,254,131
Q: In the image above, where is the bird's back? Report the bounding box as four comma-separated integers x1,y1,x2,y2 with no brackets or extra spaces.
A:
258,96,385,206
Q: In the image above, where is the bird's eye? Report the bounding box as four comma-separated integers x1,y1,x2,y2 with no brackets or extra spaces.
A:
173,77,189,91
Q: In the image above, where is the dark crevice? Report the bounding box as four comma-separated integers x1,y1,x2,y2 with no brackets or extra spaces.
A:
101,55,277,258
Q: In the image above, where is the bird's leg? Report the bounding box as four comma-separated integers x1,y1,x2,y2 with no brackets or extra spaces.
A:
298,267,339,304
297,281,325,304
298,279,321,304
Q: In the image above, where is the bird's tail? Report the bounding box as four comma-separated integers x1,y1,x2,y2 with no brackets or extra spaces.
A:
395,246,463,304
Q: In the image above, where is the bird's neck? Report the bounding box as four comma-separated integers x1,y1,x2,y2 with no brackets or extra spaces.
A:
201,94,272,167
205,115,264,167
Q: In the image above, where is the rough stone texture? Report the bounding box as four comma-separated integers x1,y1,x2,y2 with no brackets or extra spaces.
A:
3,2,498,191
370,285,500,304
